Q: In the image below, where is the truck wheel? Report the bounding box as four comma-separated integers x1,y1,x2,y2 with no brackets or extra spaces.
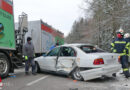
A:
35,62,41,73
0,53,10,78
71,68,83,81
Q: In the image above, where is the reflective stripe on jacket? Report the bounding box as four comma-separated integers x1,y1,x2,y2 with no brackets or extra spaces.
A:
125,38,130,56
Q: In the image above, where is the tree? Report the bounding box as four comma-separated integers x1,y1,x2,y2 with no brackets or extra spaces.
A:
66,0,130,51
83,0,130,51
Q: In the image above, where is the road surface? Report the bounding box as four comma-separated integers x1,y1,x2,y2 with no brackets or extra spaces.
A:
1,68,130,90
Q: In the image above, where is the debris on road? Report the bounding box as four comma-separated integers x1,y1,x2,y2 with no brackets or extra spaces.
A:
8,73,16,78
0,77,3,89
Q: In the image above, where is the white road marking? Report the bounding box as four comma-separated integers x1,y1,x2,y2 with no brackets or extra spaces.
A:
26,75,49,86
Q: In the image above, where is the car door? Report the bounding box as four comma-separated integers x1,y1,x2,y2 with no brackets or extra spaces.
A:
56,47,77,74
41,47,61,71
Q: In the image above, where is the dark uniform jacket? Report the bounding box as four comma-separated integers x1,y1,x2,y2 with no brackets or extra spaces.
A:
125,37,130,56
111,38,129,56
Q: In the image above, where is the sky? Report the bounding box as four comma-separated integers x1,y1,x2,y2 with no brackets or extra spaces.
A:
13,0,84,36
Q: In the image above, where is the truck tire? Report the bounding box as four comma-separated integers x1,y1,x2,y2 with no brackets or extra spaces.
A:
71,68,83,81
0,53,10,78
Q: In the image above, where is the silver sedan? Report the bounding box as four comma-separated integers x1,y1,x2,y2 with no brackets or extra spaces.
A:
34,44,121,81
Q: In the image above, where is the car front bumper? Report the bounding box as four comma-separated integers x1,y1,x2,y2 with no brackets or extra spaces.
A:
80,64,121,81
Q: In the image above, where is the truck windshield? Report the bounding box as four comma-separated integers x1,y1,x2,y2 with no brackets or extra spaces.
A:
78,45,104,53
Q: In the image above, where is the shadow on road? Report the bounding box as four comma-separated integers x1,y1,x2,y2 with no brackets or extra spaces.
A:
88,76,118,83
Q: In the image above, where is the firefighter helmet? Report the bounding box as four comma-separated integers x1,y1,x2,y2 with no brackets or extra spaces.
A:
124,33,130,38
116,28,124,36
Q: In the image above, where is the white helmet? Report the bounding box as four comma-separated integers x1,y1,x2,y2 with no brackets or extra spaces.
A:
124,33,130,38
119,28,124,34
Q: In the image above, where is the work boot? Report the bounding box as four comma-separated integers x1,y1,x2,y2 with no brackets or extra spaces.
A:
120,72,124,74
125,74,130,78
32,73,37,75
25,72,29,75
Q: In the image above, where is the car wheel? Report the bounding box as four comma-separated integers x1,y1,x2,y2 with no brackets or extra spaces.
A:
0,53,10,78
71,68,83,81
35,62,41,73
112,73,116,77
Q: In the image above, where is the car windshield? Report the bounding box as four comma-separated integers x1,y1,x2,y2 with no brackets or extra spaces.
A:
78,45,104,53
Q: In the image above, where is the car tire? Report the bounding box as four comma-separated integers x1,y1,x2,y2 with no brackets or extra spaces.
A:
112,73,116,77
35,62,41,73
71,68,83,81
0,53,10,78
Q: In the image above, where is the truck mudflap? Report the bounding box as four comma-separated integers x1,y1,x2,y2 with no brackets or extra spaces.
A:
80,64,121,81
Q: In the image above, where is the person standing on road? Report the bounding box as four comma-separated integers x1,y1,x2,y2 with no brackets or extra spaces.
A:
111,29,130,78
23,37,36,75
124,33,130,56
124,33,130,70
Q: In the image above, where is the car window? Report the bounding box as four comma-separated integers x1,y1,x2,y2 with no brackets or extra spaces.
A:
47,47,60,56
79,45,104,53
60,47,76,57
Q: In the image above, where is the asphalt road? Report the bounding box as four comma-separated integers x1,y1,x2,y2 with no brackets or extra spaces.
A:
1,68,130,90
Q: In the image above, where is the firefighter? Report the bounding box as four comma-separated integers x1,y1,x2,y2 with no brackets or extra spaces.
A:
23,37,36,75
111,29,130,78
124,33,130,70
124,33,130,39
124,33,130,56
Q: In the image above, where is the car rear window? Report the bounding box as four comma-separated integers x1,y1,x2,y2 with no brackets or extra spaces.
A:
78,45,104,53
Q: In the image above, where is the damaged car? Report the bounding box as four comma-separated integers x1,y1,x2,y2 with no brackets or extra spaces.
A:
34,44,121,81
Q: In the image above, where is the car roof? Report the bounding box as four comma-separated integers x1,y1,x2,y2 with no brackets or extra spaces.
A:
61,43,94,47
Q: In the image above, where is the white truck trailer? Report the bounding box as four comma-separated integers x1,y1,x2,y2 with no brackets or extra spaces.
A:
17,20,64,56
